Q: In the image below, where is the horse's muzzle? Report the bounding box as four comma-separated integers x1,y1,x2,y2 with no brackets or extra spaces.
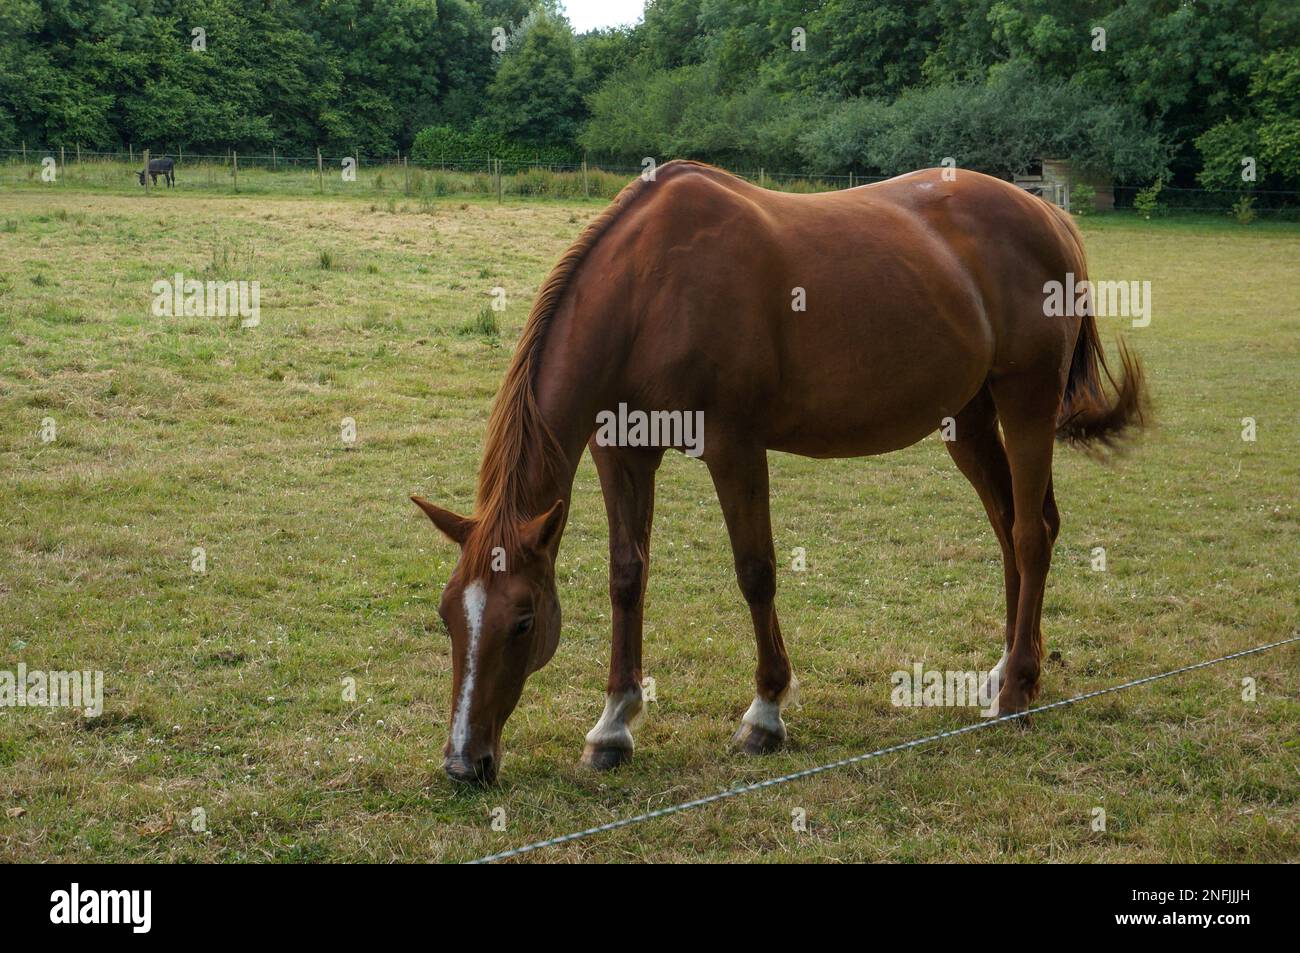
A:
445,753,497,785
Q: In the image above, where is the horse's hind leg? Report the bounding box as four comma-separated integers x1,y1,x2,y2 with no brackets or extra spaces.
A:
583,441,663,770
943,386,1018,707
705,444,794,754
988,372,1063,714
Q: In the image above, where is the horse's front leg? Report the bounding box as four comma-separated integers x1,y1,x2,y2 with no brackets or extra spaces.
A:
705,444,795,754
582,442,663,770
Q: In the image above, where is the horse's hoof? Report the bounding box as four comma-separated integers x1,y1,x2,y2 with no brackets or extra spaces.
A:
731,721,786,755
994,689,1033,727
1002,711,1032,730
581,743,633,771
732,695,788,754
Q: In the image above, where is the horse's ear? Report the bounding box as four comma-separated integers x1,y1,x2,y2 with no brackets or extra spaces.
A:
411,496,472,546
521,500,565,556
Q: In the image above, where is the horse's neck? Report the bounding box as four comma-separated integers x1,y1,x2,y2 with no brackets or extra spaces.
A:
515,436,580,521
527,302,621,512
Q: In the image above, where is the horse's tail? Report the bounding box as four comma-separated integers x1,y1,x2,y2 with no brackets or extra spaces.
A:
1048,205,1150,451
1057,318,1148,450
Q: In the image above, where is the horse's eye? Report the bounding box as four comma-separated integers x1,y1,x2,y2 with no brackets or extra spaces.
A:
513,615,533,637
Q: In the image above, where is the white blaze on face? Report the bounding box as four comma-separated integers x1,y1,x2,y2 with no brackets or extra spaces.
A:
452,579,487,753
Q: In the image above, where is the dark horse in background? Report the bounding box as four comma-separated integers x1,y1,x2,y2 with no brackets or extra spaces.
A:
137,156,175,187
411,160,1148,785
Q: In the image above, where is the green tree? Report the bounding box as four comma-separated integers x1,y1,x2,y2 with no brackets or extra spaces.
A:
1197,49,1300,191
487,9,583,146
575,26,639,92
797,65,1169,182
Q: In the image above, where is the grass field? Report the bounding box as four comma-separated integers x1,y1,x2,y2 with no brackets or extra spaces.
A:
1,180,1297,863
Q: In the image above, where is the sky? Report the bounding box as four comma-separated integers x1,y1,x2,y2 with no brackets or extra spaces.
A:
561,0,646,33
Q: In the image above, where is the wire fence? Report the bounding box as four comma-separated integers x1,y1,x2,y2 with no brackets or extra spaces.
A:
469,634,1300,863
4,145,1298,214
0,145,893,201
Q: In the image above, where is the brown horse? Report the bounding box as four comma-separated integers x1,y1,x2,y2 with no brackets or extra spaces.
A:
413,161,1146,784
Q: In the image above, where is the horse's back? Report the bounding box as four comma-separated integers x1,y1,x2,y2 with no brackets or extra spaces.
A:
595,163,1083,456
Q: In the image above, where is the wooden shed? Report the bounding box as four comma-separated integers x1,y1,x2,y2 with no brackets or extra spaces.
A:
1013,158,1114,212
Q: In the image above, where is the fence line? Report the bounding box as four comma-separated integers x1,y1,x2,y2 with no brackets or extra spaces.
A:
4,146,1298,209
467,634,1300,864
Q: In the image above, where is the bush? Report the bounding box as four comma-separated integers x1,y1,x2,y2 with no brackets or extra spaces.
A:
796,66,1170,182
513,169,554,196
579,61,815,168
1232,195,1257,225
410,124,578,170
1070,182,1096,215
1195,119,1259,191
1133,181,1164,219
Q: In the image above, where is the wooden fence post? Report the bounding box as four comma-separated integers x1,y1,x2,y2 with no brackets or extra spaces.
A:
128,143,133,164
317,147,323,193
233,150,238,192
142,148,150,194
272,145,277,171
76,142,81,164
21,141,26,163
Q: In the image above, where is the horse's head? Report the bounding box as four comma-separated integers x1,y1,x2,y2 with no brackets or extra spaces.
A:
135,170,146,186
411,495,566,785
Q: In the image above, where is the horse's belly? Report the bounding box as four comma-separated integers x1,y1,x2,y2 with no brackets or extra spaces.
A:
751,220,992,457
763,327,989,458
765,389,974,457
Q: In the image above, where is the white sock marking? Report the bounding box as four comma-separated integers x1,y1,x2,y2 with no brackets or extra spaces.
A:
981,649,1008,717
741,697,785,735
585,688,643,750
982,650,1008,697
740,678,796,737
451,580,486,754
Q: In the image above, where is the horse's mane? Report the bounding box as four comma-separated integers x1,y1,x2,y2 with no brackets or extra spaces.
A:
461,160,713,578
